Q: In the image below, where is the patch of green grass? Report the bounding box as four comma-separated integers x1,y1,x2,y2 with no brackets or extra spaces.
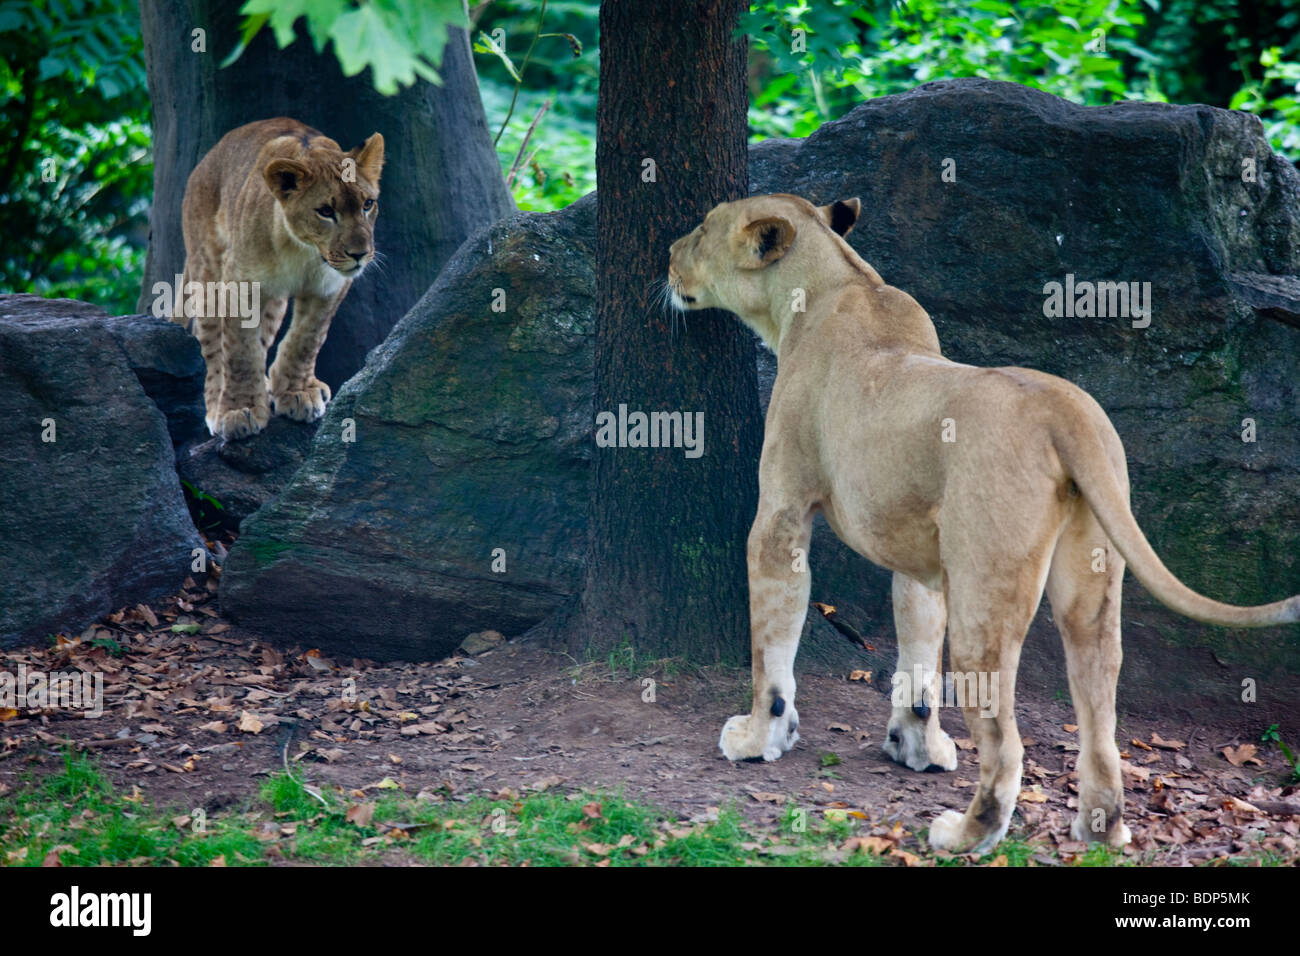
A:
2,752,1291,867
0,750,263,866
1261,724,1300,783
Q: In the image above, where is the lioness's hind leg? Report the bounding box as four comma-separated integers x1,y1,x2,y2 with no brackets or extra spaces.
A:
883,573,957,772
1046,503,1130,848
719,503,812,763
927,565,1044,855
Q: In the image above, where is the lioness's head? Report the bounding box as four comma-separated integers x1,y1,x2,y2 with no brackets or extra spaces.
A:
667,193,861,327
263,133,385,277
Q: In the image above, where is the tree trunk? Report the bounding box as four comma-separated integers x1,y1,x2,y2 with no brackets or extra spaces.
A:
136,0,514,390
562,0,762,662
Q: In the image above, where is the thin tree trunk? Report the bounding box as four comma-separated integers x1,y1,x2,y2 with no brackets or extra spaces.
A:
136,0,514,389
559,0,762,662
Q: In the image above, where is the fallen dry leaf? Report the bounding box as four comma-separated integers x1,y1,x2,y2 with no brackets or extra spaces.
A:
843,835,892,855
237,711,264,734
1222,744,1262,767
1151,732,1186,751
346,803,375,827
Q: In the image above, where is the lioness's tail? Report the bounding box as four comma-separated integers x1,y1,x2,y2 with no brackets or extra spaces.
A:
1051,413,1300,629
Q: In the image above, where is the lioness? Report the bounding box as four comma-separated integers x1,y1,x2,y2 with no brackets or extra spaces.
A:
667,193,1299,854
176,118,383,440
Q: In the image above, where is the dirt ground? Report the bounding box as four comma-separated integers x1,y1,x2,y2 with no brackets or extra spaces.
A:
2,579,1298,865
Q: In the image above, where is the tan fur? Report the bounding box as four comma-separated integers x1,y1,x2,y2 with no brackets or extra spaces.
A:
668,193,1300,854
176,118,383,440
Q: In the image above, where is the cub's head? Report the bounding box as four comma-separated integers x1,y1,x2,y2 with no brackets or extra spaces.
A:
666,193,860,318
263,133,385,277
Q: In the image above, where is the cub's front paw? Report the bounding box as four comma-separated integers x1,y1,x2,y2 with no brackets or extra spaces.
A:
272,378,332,422
718,707,799,763
218,404,270,441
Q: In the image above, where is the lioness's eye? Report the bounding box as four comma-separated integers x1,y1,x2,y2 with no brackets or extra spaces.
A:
316,205,335,220
363,198,376,212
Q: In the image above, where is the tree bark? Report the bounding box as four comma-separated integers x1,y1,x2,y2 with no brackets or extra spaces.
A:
560,0,762,662
136,0,514,389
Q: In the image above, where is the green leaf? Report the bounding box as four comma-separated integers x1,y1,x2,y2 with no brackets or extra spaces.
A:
475,29,521,82
220,11,270,69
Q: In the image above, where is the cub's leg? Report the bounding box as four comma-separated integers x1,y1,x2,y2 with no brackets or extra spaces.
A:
1046,500,1130,848
175,254,225,435
258,295,289,397
214,302,274,441
259,295,289,360
719,502,812,762
927,559,1047,855
883,572,958,772
268,287,345,422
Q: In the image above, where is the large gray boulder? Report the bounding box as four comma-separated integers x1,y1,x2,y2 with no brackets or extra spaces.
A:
0,296,206,646
224,80,1300,715
219,198,598,658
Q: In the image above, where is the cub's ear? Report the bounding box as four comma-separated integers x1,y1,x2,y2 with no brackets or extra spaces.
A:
264,159,313,202
736,216,795,268
350,133,385,184
821,197,861,237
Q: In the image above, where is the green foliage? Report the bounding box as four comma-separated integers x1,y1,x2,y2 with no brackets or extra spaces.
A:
473,0,598,211
1231,47,1300,157
0,0,150,313
742,0,1300,160
226,0,469,94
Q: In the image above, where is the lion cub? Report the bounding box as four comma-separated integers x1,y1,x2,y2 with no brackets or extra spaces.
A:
668,193,1299,855
175,118,383,440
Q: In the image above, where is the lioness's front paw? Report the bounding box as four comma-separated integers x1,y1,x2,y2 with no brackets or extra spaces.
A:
272,378,331,422
719,707,800,763
882,715,958,773
218,404,270,441
926,809,967,851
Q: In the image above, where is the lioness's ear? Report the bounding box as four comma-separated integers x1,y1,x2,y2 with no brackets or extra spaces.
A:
737,216,795,268
264,159,313,201
350,133,385,184
821,197,860,237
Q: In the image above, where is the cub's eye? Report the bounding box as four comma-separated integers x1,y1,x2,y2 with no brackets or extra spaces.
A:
315,205,336,220
363,198,376,212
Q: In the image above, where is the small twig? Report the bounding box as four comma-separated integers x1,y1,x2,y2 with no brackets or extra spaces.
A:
494,0,548,146
811,602,875,653
506,100,549,187
279,719,327,809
